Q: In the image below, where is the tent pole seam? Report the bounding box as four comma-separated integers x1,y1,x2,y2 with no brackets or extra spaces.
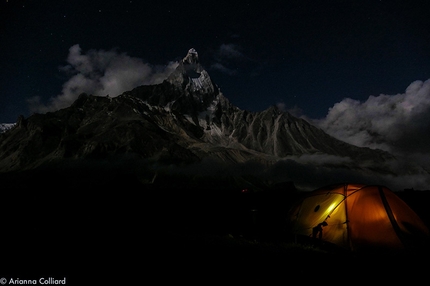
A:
378,185,407,249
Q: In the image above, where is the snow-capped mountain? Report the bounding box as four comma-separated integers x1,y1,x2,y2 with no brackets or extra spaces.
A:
0,49,408,189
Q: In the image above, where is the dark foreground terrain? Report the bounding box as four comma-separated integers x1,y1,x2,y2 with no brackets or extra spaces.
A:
1,168,430,284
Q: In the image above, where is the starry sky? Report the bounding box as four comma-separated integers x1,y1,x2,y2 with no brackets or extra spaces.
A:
2,0,430,156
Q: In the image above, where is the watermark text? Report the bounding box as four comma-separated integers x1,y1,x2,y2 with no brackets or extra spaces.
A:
0,277,66,285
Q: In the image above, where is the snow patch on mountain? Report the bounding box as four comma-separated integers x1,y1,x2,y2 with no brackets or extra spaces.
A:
0,123,15,133
191,77,203,90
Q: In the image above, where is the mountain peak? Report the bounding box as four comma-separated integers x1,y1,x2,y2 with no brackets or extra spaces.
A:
181,48,202,79
166,48,216,95
183,48,199,65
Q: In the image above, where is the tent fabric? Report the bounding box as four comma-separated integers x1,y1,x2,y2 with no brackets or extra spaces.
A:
289,183,430,251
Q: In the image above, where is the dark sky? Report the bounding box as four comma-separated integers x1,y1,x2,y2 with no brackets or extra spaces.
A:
1,0,430,125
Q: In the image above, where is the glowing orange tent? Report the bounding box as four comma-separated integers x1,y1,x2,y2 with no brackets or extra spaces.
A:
288,183,430,251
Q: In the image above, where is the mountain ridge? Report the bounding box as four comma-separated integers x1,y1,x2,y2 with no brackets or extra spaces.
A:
0,48,411,190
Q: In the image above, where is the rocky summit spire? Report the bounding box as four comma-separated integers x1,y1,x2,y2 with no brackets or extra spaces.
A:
167,48,216,94
183,48,199,65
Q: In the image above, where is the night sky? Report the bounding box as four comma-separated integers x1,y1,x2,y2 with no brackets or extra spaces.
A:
2,0,430,159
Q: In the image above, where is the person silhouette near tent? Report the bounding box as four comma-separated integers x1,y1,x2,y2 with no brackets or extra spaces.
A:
312,221,328,240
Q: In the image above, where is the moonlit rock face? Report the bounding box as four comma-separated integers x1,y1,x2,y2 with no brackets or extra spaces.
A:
166,49,216,94
183,48,199,65
188,48,197,55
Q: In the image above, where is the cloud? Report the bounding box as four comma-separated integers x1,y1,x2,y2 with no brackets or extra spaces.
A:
311,79,430,157
305,78,430,187
210,63,238,76
263,155,430,192
210,43,247,75
275,102,306,118
28,44,178,113
284,154,353,165
161,153,429,192
218,44,245,59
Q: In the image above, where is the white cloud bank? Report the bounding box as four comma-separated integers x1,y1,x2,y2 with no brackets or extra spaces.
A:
312,79,430,156
28,44,178,113
305,79,430,189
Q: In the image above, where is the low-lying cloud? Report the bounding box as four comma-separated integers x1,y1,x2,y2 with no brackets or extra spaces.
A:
264,157,430,192
28,44,178,113
144,153,430,192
